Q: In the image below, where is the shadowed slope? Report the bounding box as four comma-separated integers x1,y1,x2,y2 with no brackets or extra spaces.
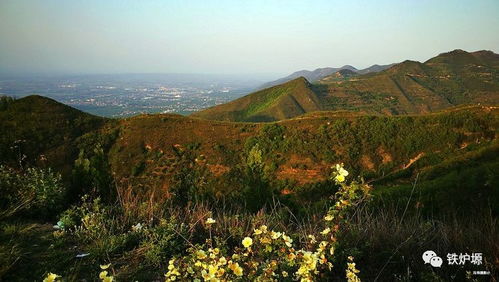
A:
0,95,108,173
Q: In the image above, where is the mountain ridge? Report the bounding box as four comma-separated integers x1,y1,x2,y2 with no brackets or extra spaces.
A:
191,77,321,122
196,49,499,122
259,64,393,89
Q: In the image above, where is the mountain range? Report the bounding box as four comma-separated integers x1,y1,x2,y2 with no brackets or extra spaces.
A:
259,64,394,89
193,49,499,122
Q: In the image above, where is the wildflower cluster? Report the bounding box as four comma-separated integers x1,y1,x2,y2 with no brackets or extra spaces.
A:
42,264,114,282
324,163,371,231
164,164,370,281
99,263,114,282
346,256,361,282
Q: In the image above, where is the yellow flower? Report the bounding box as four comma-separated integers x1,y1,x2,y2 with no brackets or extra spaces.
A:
103,277,113,282
218,257,227,265
254,225,268,235
335,174,345,182
205,217,216,225
282,271,288,277
308,234,317,244
230,263,244,276
348,262,359,272
318,241,328,251
339,167,349,177
242,237,253,248
334,163,349,182
100,263,111,270
99,271,108,279
201,264,219,280
321,227,331,235
271,231,282,239
324,214,333,221
208,264,218,276
43,273,59,282
346,256,361,282
196,250,207,259
282,234,293,247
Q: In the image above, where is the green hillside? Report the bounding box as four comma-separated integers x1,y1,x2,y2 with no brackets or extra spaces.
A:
195,50,499,121
1,95,497,192
192,77,321,122
112,104,498,192
2,95,497,201
318,49,499,114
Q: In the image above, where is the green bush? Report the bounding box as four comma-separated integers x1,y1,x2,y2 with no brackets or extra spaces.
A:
72,146,114,202
0,165,65,219
141,217,189,267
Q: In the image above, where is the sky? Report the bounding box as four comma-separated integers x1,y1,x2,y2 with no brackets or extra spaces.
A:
1,0,498,77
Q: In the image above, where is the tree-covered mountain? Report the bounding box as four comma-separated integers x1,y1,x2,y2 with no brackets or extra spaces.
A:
2,95,497,195
196,50,499,122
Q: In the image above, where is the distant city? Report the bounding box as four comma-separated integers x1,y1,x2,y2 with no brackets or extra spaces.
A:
0,73,267,117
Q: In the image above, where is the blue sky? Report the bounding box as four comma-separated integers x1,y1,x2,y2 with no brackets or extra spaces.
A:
0,0,498,76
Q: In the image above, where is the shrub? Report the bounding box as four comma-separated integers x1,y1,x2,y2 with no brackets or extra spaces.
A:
0,165,65,219
72,146,114,201
164,164,370,281
0,96,15,111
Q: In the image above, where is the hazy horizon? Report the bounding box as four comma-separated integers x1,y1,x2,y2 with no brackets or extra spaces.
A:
1,0,498,77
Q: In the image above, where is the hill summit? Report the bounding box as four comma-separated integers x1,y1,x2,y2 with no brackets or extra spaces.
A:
192,77,321,122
